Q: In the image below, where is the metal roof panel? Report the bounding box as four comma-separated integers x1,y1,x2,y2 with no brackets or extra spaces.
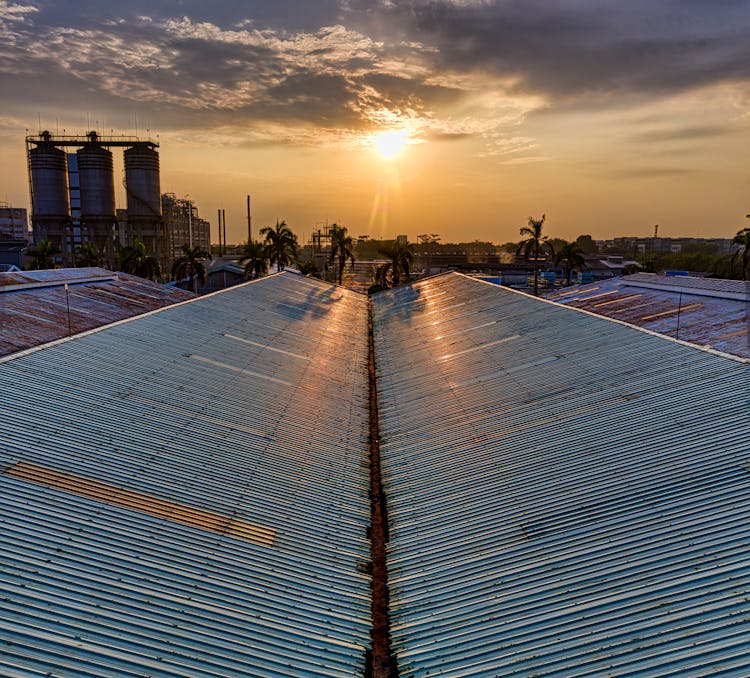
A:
0,272,372,677
373,272,750,677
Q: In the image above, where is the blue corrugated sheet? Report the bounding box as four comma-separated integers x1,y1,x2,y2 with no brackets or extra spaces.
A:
372,273,750,677
0,271,371,677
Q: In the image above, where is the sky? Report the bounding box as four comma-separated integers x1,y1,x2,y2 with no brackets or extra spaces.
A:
1,0,748,245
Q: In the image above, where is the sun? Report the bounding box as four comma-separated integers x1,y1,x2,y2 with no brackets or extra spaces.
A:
372,129,410,160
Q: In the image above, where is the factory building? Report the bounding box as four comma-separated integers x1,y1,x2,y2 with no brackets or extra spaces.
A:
26,131,208,273
161,193,211,261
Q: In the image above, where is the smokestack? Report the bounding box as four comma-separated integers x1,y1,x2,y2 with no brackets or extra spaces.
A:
222,209,226,254
217,208,222,256
247,195,253,240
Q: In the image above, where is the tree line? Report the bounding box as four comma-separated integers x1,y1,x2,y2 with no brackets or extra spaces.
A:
24,215,750,292
23,220,418,293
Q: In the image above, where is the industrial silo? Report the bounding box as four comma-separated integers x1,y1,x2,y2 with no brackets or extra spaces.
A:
28,131,70,258
124,142,163,263
77,131,116,260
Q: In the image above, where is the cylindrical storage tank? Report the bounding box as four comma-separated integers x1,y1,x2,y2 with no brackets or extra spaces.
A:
29,142,70,220
77,140,116,223
124,143,161,220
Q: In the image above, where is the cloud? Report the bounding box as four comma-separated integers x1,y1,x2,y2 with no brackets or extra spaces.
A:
0,0,37,22
3,1,747,158
1,9,525,153
631,124,736,144
345,0,750,101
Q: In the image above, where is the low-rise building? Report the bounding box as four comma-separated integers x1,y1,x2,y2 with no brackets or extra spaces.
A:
0,205,29,242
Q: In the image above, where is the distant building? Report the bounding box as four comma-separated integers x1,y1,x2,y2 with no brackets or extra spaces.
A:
198,260,246,293
600,236,737,256
0,238,27,270
0,206,29,242
581,254,640,280
161,193,211,263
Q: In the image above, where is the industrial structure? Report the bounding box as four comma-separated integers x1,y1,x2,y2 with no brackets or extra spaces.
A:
26,131,209,273
27,131,154,267
161,193,210,261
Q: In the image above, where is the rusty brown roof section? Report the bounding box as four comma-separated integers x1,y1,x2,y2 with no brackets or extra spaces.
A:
0,267,193,357
547,274,749,359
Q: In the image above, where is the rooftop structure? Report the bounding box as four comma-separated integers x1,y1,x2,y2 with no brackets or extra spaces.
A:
0,267,193,357
547,273,749,358
2,270,749,676
0,272,371,676
372,273,749,676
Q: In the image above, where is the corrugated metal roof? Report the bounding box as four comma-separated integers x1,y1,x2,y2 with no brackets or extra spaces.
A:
622,273,750,299
0,271,372,677
372,272,750,677
0,267,194,357
547,275,749,358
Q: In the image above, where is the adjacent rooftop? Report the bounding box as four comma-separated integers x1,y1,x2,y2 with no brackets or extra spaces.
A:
547,273,749,358
0,267,193,357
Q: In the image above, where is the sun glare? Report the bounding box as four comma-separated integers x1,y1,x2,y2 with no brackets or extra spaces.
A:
372,129,410,160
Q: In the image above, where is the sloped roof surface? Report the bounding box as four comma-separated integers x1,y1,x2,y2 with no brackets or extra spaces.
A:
0,267,193,357
547,274,749,358
372,273,750,677
0,272,371,677
623,273,750,298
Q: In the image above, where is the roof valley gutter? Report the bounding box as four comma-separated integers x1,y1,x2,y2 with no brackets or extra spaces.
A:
367,297,397,677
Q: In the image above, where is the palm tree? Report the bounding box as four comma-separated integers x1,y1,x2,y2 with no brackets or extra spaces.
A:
517,214,555,295
240,239,269,280
328,223,355,286
731,224,750,280
117,240,161,281
74,241,102,268
554,241,586,286
377,239,414,287
172,244,210,293
27,239,61,270
260,220,298,272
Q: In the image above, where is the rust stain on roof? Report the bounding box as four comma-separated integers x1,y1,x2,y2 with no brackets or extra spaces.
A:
4,461,276,546
641,303,702,321
593,293,642,307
